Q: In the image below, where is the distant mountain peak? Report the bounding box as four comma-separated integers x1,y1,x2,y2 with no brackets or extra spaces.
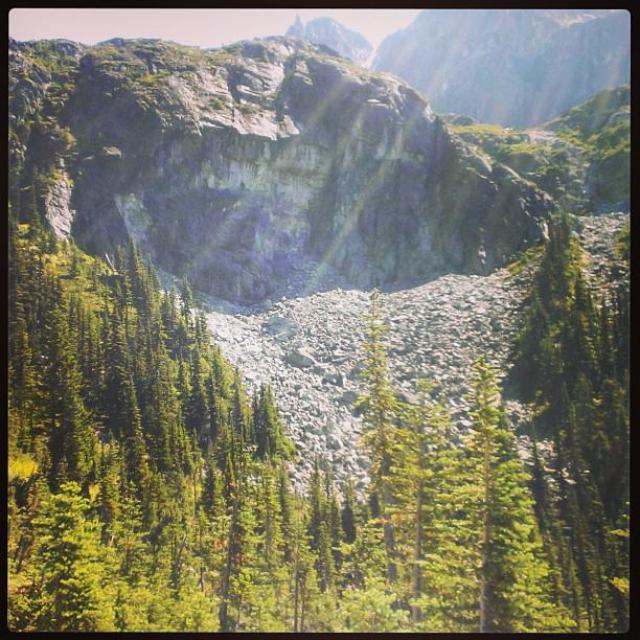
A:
285,15,372,65
289,14,305,37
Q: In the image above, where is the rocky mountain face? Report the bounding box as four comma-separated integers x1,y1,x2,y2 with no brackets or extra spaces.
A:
9,35,629,491
285,16,372,65
9,36,553,304
546,86,630,212
373,9,630,127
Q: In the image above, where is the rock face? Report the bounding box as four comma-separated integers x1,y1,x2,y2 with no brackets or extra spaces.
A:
43,172,75,237
10,36,553,303
545,86,630,213
285,15,373,65
373,9,630,127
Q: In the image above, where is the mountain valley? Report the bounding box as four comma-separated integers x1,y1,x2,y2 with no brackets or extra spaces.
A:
8,20,630,633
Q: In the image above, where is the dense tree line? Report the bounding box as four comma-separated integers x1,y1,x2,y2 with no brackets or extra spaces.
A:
8,220,300,631
510,213,629,632
7,209,627,631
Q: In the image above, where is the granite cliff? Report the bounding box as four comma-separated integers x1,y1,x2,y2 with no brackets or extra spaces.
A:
10,36,553,303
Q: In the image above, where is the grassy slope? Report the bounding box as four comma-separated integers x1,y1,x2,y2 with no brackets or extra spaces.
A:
546,86,629,206
447,86,629,213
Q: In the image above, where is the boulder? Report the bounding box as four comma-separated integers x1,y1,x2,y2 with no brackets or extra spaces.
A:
264,315,298,340
339,390,359,408
285,348,316,368
322,371,344,387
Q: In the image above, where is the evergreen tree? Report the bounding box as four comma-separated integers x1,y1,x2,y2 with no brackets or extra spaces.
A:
387,380,459,624
341,479,357,544
13,482,112,631
253,385,293,459
458,357,572,632
511,213,629,631
42,286,95,489
358,289,399,582
307,459,334,592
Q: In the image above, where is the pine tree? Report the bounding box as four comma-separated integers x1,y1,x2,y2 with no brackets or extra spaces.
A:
186,349,210,447
341,479,357,544
289,495,316,632
253,385,293,460
103,308,150,493
218,457,259,631
358,289,399,582
42,286,95,490
387,380,459,624
15,482,111,631
230,372,252,447
307,459,334,592
277,462,294,561
459,357,572,632
510,213,629,631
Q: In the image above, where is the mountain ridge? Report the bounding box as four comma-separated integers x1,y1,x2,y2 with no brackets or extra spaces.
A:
373,9,630,127
10,35,553,304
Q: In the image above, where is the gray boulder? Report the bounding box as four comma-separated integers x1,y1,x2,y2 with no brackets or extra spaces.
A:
285,348,317,368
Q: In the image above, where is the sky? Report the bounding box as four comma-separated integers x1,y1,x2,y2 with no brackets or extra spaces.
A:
9,9,421,50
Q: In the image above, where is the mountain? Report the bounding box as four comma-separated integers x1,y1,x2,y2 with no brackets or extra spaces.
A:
9,36,552,304
8,33,630,633
285,15,372,65
373,9,630,127
8,32,628,482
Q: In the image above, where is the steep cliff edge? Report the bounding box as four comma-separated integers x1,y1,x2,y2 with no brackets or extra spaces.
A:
10,36,553,303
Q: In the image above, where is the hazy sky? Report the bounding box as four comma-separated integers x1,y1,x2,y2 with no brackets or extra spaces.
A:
9,9,421,49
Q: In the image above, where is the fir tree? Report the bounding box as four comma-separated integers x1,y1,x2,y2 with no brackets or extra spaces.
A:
358,289,399,582
14,482,111,631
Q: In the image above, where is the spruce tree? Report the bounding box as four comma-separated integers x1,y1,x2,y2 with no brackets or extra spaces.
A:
16,482,110,631
459,357,572,632
358,289,399,582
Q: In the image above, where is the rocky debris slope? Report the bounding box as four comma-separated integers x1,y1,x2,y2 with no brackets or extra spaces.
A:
204,213,627,491
10,36,553,304
575,212,629,286
206,259,526,493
